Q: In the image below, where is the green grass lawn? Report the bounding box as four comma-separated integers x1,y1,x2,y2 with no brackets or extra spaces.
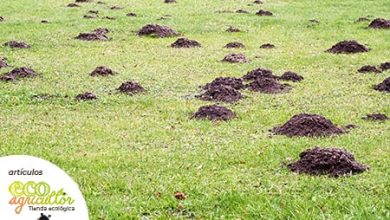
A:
0,0,389,219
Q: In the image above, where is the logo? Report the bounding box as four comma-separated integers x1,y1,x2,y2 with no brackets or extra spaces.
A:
0,155,89,220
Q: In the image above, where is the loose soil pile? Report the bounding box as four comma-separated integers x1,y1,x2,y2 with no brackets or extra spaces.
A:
222,53,247,63
242,68,277,81
224,42,244,48
67,3,80,7
90,66,115,76
363,113,389,121
75,92,97,101
288,147,368,177
279,71,304,82
273,113,345,137
203,77,244,90
127,13,137,17
0,57,8,69
171,38,201,48
117,81,145,95
256,10,273,16
374,77,390,92
326,40,369,54
0,67,37,81
226,27,241,32
247,77,290,93
196,85,242,103
380,62,390,71
138,24,179,38
76,28,110,41
368,18,390,29
3,41,31,49
192,105,236,121
260,43,275,49
358,65,381,73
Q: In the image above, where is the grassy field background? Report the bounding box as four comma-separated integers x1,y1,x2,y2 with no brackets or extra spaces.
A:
0,0,389,219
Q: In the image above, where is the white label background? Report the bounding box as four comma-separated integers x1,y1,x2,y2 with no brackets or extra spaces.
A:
0,155,89,220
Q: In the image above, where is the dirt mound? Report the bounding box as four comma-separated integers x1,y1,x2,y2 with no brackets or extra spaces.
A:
368,18,390,29
203,77,244,90
380,62,390,71
222,53,247,63
0,57,8,69
226,26,241,32
374,77,390,92
273,113,345,137
196,85,242,103
192,105,235,121
326,40,369,54
171,38,201,48
363,113,388,121
0,67,37,81
358,65,381,73
75,92,97,101
247,77,290,93
242,68,277,81
90,66,115,76
224,42,244,48
3,41,31,49
279,71,304,82
138,24,179,38
117,81,145,95
256,10,273,16
260,43,275,49
76,28,110,41
288,147,368,177
127,13,137,17
67,3,80,7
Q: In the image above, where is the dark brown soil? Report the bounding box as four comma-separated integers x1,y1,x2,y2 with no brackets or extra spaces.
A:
357,65,381,73
75,92,97,101
110,5,123,10
0,67,37,81
41,20,49,23
242,68,277,81
196,85,242,103
203,77,244,90
222,53,247,63
76,28,110,41
0,57,8,69
226,26,241,32
192,105,236,121
326,40,369,54
273,113,345,137
67,3,80,7
363,113,388,121
174,192,187,200
127,13,137,17
256,10,273,16
3,41,31,49
368,18,390,29
117,81,145,95
247,77,291,93
374,77,390,92
279,71,304,82
260,43,275,49
171,38,201,48
380,62,390,71
165,0,176,3
224,42,244,48
138,24,179,38
288,147,368,177
236,9,249,14
90,66,115,76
